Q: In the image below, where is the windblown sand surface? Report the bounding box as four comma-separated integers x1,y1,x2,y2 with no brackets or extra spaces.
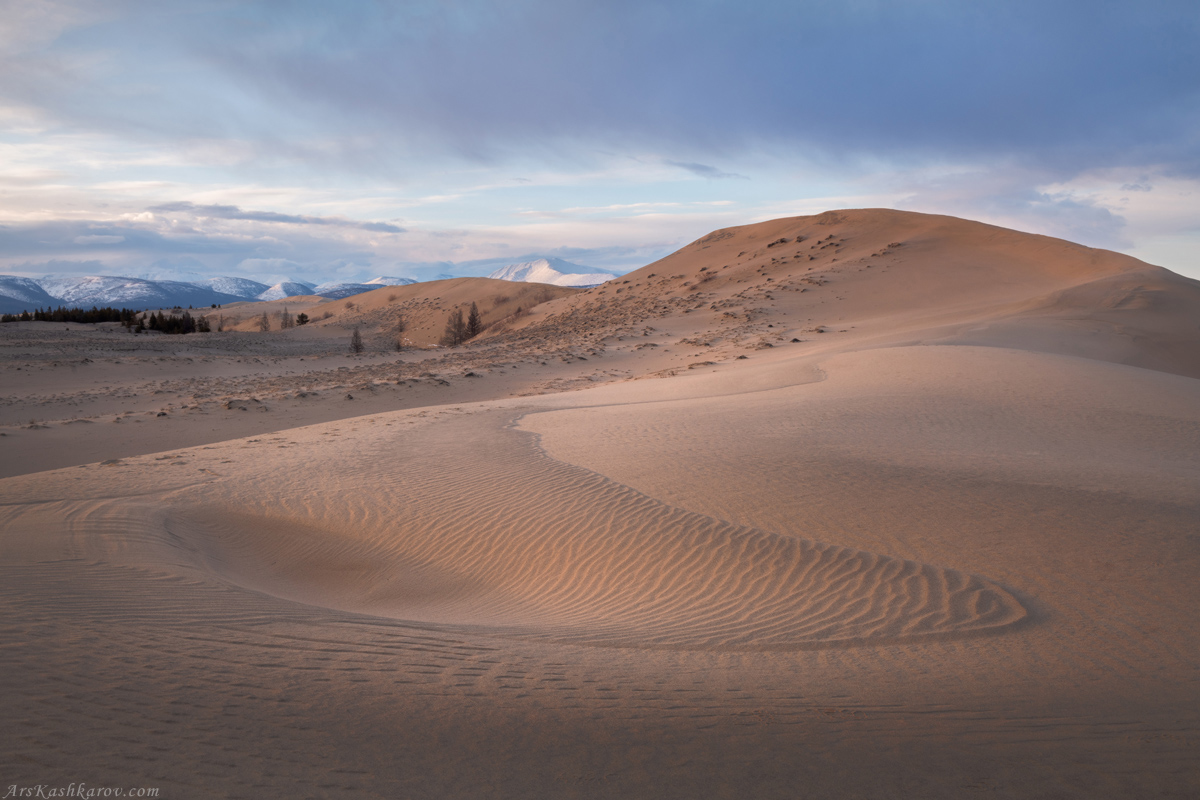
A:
2,210,1197,797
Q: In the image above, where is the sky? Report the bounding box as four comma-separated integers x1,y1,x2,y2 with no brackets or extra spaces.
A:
1,0,1198,284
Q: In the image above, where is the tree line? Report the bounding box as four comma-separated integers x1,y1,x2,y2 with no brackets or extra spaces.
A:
135,310,211,334
1,306,140,324
1,305,220,336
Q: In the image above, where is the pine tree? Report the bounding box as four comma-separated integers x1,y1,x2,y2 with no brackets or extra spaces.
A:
295,313,309,326
466,302,482,339
349,326,364,354
258,311,271,332
279,306,293,329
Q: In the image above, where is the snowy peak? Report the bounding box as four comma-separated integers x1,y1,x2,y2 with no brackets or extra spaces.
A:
487,258,616,287
256,281,317,301
0,276,58,314
203,277,270,300
364,276,417,286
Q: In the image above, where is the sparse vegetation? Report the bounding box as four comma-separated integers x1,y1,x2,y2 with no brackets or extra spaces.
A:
394,314,407,351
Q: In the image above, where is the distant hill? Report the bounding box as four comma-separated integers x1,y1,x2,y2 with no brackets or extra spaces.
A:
0,276,58,314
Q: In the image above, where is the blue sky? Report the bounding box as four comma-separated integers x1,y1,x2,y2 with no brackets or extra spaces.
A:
1,0,1197,283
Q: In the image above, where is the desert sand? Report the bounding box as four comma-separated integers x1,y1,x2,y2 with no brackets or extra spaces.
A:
1,209,1197,798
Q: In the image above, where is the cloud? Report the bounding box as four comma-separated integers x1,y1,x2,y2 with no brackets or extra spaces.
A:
148,202,405,233
663,161,748,181
2,1,1194,178
0,2,1197,280
9,259,106,276
73,234,124,244
887,166,1132,250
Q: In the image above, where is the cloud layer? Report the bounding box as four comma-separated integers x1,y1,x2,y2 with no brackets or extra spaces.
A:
0,0,1197,280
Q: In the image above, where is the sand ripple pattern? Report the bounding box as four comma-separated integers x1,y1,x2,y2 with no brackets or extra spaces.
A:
76,409,1025,650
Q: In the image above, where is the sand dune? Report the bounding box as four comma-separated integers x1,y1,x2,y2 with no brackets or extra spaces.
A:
41,408,1024,651
2,209,1198,797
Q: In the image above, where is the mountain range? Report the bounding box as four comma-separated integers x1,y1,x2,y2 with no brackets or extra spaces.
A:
0,258,617,314
0,274,417,314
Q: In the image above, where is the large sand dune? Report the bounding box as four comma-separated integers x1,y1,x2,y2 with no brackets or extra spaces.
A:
2,209,1197,797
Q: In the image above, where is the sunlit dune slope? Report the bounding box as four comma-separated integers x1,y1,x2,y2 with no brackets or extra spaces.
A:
502,208,1200,378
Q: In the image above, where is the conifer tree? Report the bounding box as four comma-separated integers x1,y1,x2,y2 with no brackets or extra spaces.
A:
258,311,271,332
349,326,364,354
466,302,482,339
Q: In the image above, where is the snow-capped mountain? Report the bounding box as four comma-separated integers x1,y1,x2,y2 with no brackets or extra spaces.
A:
311,282,378,300
0,260,614,316
255,281,318,301
487,257,616,287
0,273,421,313
28,276,243,310
311,277,418,299
364,276,417,286
306,277,419,300
202,276,270,300
0,277,58,314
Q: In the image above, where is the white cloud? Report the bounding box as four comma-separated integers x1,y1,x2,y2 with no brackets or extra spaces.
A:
72,234,124,244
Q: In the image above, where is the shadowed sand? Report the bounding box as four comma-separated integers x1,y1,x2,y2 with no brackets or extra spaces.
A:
1,209,1197,798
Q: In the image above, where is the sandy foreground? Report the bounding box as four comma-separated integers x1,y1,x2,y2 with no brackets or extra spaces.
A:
1,210,1197,798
